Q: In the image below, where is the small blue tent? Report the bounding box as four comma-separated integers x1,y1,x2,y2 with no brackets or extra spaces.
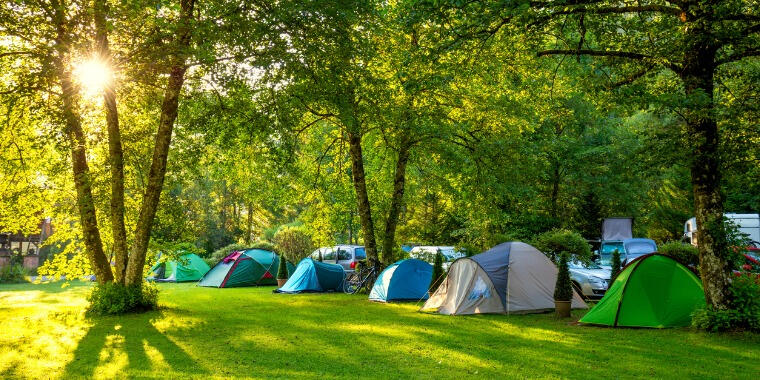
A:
369,259,433,302
274,258,346,293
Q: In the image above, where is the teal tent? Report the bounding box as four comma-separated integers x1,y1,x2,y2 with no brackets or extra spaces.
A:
274,258,345,293
369,259,433,302
198,249,295,288
148,253,210,283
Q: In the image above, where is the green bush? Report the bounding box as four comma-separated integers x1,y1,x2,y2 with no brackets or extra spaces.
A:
273,226,314,263
86,282,159,315
430,250,444,291
610,249,622,282
455,243,481,257
210,243,248,263
0,264,29,283
554,253,573,301
276,254,288,280
533,229,592,264
692,274,760,332
659,241,699,267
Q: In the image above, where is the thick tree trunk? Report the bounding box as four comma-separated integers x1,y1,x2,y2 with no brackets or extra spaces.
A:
53,5,113,283
347,129,378,262
381,135,412,265
681,19,729,309
94,0,128,284
124,0,195,285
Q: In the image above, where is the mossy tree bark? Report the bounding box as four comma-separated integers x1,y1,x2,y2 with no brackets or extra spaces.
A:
124,0,195,286
52,0,113,284
94,0,128,284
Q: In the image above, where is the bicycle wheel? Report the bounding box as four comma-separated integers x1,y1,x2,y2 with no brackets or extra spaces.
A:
343,271,362,294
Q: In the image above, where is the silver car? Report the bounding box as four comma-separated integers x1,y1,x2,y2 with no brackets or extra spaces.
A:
310,245,366,273
569,261,611,298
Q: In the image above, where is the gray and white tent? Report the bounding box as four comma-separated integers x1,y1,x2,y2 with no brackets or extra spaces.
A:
422,242,587,315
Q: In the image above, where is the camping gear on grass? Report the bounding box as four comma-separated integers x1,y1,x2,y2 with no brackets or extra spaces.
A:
579,254,705,328
369,259,433,302
148,253,210,282
422,242,587,315
274,258,345,293
198,249,294,288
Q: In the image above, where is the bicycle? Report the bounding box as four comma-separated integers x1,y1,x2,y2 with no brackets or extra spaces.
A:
343,258,384,294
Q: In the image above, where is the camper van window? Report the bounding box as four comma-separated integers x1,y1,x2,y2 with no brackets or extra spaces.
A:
354,247,366,260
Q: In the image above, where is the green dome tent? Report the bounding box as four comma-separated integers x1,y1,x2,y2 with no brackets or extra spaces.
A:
198,249,295,288
580,254,705,328
148,253,210,282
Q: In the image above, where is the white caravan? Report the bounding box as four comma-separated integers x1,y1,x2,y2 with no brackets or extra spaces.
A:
684,213,760,246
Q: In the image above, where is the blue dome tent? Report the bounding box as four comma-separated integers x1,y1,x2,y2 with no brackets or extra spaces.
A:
369,259,433,302
274,258,346,293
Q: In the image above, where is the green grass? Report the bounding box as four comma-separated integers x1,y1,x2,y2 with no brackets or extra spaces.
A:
1,282,759,379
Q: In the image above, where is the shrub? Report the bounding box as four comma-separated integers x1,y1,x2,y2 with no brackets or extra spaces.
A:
533,229,592,264
273,226,314,263
692,274,760,332
554,252,573,301
86,282,159,315
249,241,276,252
610,249,622,282
659,241,699,267
430,250,444,291
277,254,289,280
210,243,248,263
455,243,481,257
0,264,29,283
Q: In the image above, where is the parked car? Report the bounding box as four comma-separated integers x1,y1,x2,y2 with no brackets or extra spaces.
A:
622,238,658,263
409,246,465,271
597,240,626,268
569,260,611,298
310,245,366,272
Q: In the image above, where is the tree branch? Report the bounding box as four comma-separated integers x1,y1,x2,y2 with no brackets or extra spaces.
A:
538,49,650,59
717,49,760,65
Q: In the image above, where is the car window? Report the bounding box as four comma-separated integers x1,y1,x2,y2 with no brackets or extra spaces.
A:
625,242,656,255
337,249,351,261
323,249,335,260
601,243,624,254
354,247,366,259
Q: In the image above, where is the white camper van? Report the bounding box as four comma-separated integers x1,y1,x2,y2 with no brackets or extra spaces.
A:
684,213,760,246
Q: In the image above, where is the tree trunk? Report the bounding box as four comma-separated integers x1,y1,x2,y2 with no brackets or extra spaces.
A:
53,5,113,283
381,134,412,265
246,202,254,244
124,0,195,285
94,0,128,284
680,20,729,309
549,159,560,219
347,129,378,262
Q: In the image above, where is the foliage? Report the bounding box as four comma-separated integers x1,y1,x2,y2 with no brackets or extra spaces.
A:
659,242,700,268
86,282,158,316
430,250,444,291
533,229,592,264
610,249,622,283
554,253,573,302
0,264,29,284
273,226,314,263
692,274,760,333
276,255,288,280
210,243,248,263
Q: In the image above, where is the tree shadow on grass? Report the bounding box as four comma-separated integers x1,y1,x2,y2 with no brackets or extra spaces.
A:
62,310,207,378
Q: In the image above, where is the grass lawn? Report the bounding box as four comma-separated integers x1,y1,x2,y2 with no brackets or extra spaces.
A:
1,282,759,379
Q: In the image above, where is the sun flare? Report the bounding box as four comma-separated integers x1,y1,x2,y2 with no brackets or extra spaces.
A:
73,58,112,94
